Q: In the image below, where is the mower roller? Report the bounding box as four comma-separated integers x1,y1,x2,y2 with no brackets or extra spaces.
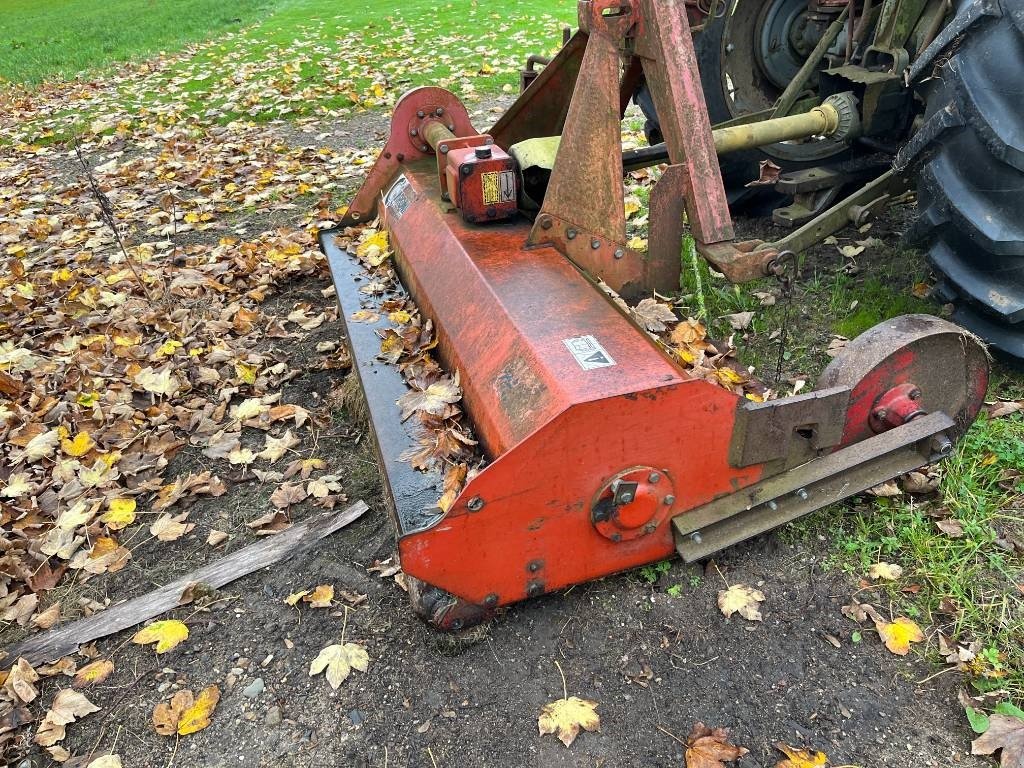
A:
320,0,990,629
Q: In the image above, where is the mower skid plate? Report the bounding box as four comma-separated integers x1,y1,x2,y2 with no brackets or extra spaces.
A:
321,230,445,537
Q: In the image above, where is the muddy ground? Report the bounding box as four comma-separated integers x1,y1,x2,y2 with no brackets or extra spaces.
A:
11,101,990,768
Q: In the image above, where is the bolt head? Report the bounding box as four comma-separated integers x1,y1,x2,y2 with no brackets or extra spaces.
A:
350,212,361,221
435,107,444,116
611,533,622,542
875,408,888,420
910,388,922,401
663,495,675,506
417,110,425,118
691,532,703,544
591,239,601,250
468,496,484,511
539,215,553,230
484,593,498,607
613,248,625,259
440,144,449,153
644,523,657,534
566,228,578,240
528,561,541,572
619,492,634,504
410,128,418,136
648,472,660,484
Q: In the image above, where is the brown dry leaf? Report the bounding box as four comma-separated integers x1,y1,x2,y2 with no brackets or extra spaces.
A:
774,742,828,767
874,615,924,655
31,602,61,629
34,689,100,746
5,657,40,703
972,714,1024,767
309,642,370,689
270,482,307,509
150,512,195,542
259,429,299,462
722,311,754,331
438,463,468,513
685,723,748,767
537,696,600,747
303,584,334,608
132,619,189,653
152,689,192,735
73,659,114,688
631,298,677,332
86,755,123,768
177,685,220,735
248,510,291,534
717,584,765,621
936,518,965,537
207,530,228,546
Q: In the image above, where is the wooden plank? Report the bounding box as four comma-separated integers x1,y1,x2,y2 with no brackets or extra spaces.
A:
6,500,369,667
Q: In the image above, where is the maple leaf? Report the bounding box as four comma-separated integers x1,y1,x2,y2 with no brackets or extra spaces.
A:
74,659,114,688
972,713,1024,767
685,723,748,768
873,615,924,655
631,297,678,332
176,685,221,735
538,696,600,747
309,642,370,689
23,428,60,462
271,482,307,508
774,742,828,767
717,584,765,621
396,377,461,421
61,431,95,457
153,690,193,736
867,562,903,581
671,318,707,345
150,512,195,541
35,689,100,746
259,429,299,462
134,366,180,396
132,619,189,653
1,472,33,498
5,658,40,704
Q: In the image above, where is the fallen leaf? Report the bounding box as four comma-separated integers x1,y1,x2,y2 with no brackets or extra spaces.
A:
132,619,189,653
207,530,228,546
74,660,114,688
972,713,1024,767
177,685,220,735
150,512,195,541
86,756,123,768
685,723,748,767
722,311,754,331
152,689,192,735
304,584,334,608
632,298,678,332
396,377,461,421
309,642,370,689
868,562,903,581
259,429,299,462
717,584,765,621
5,658,40,703
538,696,600,747
936,518,965,537
101,498,137,530
270,482,307,509
35,689,100,746
61,431,95,457
774,742,828,767
284,589,310,606
874,615,924,655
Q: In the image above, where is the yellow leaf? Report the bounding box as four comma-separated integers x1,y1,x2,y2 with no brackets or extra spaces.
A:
132,620,189,653
284,589,310,606
623,195,642,218
176,685,220,735
388,310,412,325
303,584,334,608
874,615,924,655
74,660,114,688
717,584,765,621
309,642,370,689
101,499,137,530
235,361,258,385
156,340,182,357
537,696,600,747
76,391,100,407
774,742,828,768
626,235,647,252
867,562,903,581
356,230,389,257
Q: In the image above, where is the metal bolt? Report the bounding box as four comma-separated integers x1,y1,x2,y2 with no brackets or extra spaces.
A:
691,531,703,544
410,128,418,136
726,43,735,53
875,408,888,421
591,239,601,250
396,153,405,161
461,165,473,177
417,110,425,118
931,434,953,457
447,124,455,131
566,228,578,240
350,212,361,221
450,619,464,630
527,560,542,573
795,488,809,500
909,388,922,401
613,248,624,259
484,593,498,607
648,471,660,484
440,144,449,154
767,500,778,511
468,496,484,511
539,215,553,230
421,145,429,152
619,491,635,504
644,523,657,534
611,533,622,542
435,107,444,116
663,495,675,506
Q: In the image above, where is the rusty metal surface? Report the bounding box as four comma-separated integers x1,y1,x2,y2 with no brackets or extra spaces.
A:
338,87,478,227
817,314,989,447
490,31,588,150
729,386,850,470
633,0,734,245
674,411,955,561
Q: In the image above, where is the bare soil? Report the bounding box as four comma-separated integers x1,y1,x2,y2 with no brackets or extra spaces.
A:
14,106,988,768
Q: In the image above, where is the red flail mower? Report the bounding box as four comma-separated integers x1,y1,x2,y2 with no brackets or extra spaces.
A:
321,0,990,629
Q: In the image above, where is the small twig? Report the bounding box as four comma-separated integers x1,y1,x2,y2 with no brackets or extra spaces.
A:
73,140,155,302
657,724,687,747
712,562,729,588
916,665,959,685
427,746,439,768
165,734,179,768
341,603,350,644
553,659,568,700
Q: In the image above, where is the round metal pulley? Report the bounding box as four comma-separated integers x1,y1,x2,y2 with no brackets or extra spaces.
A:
591,467,676,542
817,314,989,448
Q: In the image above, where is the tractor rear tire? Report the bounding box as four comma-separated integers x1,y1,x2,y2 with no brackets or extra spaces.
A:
903,0,1024,362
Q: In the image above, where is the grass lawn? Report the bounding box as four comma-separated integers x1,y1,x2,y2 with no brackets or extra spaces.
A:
0,0,283,84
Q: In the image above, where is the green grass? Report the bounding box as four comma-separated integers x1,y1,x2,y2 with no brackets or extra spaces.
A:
0,0,282,85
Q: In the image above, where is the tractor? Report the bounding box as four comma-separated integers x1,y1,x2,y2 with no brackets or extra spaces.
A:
319,0,1013,628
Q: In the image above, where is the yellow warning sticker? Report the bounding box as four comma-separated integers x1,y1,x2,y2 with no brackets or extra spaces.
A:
481,171,500,205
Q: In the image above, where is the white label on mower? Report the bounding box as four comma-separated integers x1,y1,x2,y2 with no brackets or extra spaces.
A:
385,174,412,219
563,335,616,370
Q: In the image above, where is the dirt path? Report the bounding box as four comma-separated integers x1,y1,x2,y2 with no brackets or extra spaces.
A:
7,103,989,768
